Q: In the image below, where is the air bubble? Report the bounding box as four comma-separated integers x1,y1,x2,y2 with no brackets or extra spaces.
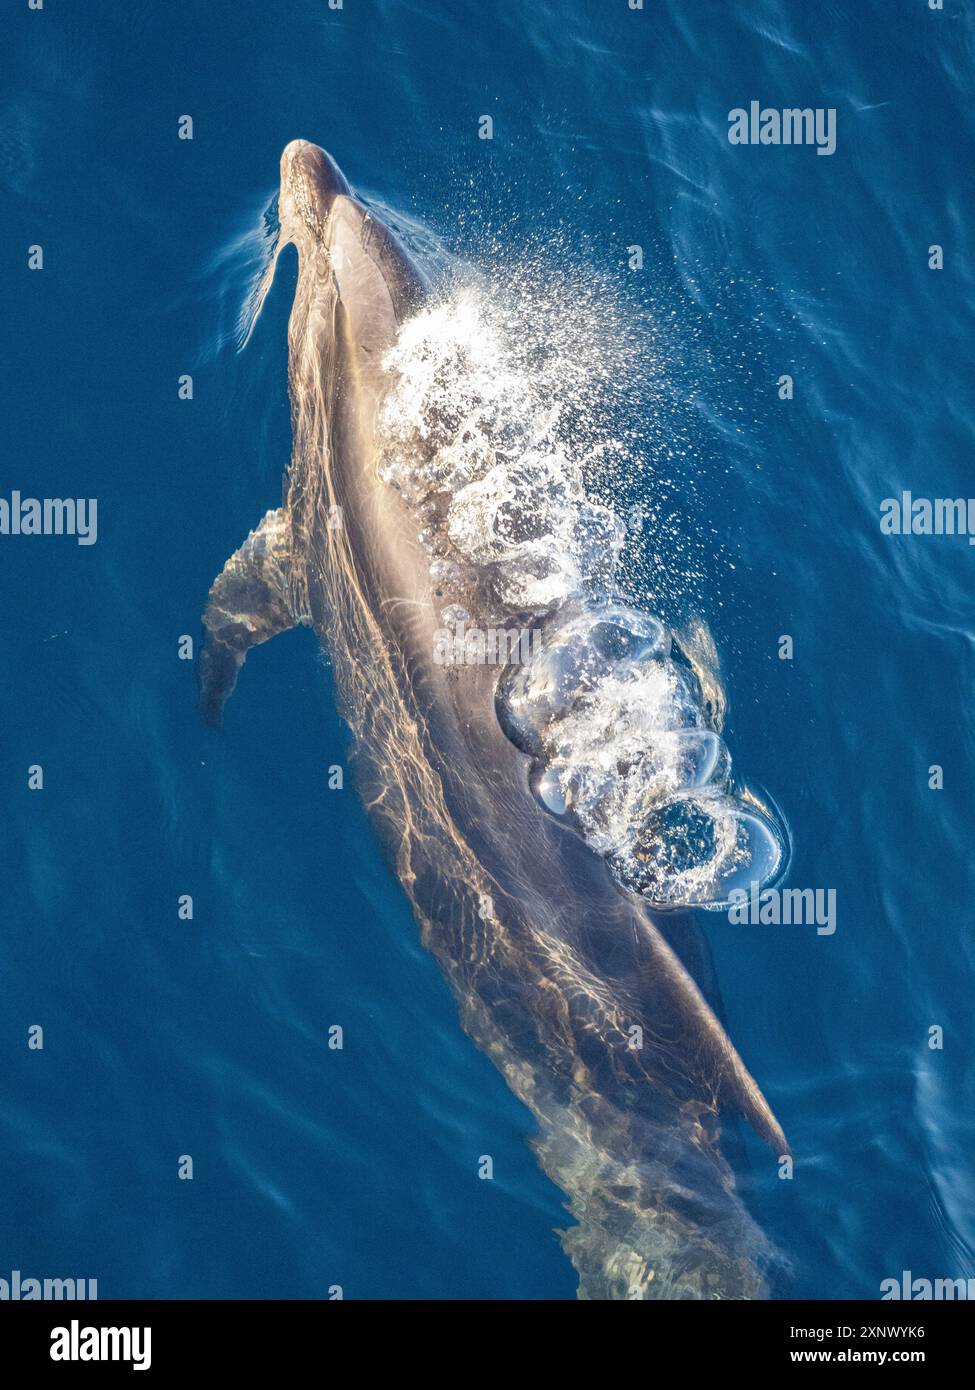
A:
608,793,783,910
440,604,471,626
665,729,731,792
530,763,570,818
497,605,670,756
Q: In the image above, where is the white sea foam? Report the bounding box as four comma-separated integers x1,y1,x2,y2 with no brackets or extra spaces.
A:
378,281,783,908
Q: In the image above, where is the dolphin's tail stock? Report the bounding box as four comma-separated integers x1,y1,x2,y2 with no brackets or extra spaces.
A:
554,902,788,1298
537,1090,780,1299
419,877,788,1300
441,872,790,1299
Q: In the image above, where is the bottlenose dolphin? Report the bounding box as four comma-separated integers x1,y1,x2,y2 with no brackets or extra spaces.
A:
200,140,788,1299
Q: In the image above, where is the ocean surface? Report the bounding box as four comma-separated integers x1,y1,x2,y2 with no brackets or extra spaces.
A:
2,0,974,1300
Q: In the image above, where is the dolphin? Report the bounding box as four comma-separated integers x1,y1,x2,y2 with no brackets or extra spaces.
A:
200,140,788,1299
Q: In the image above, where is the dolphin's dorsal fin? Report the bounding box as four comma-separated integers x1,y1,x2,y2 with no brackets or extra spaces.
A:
199,507,305,726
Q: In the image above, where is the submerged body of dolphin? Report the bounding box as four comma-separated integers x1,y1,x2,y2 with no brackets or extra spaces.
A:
200,140,787,1299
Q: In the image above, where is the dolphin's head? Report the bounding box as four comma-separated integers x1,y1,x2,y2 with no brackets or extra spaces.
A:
277,139,352,244
273,139,429,392
270,140,430,573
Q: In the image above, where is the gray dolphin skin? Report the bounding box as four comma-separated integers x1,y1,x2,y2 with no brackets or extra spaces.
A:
200,140,788,1300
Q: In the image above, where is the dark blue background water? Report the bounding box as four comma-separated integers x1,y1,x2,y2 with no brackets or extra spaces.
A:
2,0,973,1299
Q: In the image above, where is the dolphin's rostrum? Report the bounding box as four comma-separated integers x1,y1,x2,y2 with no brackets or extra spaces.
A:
200,140,788,1299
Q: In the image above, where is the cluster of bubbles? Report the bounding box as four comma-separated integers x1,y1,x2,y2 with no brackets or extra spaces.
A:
498,605,783,908
378,281,783,909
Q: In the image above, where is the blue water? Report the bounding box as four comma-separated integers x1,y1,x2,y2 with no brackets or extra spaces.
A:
2,0,974,1300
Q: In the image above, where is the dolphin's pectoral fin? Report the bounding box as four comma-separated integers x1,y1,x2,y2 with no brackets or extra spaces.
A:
199,507,305,727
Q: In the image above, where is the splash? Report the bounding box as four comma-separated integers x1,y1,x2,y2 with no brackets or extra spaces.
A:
379,286,629,608
378,275,784,908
